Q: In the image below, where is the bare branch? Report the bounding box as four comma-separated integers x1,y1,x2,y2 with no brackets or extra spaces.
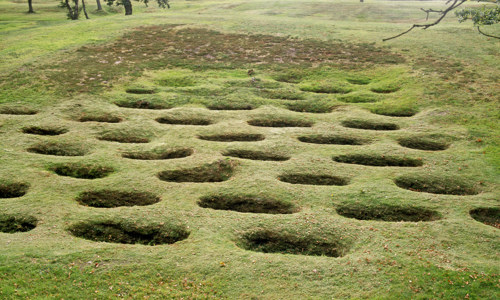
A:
383,0,467,41
477,26,500,39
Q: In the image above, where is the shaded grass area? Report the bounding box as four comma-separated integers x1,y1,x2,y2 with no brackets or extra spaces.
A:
394,174,479,195
222,149,290,161
48,162,114,179
470,207,500,229
398,135,450,151
114,96,174,110
22,125,68,136
76,190,160,208
158,159,237,183
279,173,349,186
248,117,313,127
336,203,441,222
27,141,88,156
78,112,123,123
97,129,151,143
122,147,193,160
298,134,368,145
342,119,399,130
198,133,265,142
0,181,29,198
333,154,423,167
0,105,38,115
0,214,37,233
198,194,298,214
156,115,212,125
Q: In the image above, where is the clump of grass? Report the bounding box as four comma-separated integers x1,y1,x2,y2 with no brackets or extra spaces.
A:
125,87,158,94
394,174,479,195
0,106,38,115
298,134,368,145
273,69,309,83
78,112,123,123
342,119,399,130
198,133,265,142
370,103,419,117
0,181,29,198
333,154,423,167
0,214,37,233
68,220,189,245
370,81,401,93
398,135,450,151
248,116,313,127
158,159,237,183
238,227,351,257
279,173,349,186
115,96,173,110
122,147,193,160
336,203,441,222
346,76,371,85
76,190,160,208
27,141,88,156
338,92,381,103
156,116,212,125
299,81,353,94
258,88,306,100
285,100,336,113
470,208,500,229
198,194,298,214
222,149,290,161
22,126,68,136
98,129,151,143
48,162,114,179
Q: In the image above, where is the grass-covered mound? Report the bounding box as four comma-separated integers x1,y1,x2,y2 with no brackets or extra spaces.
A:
284,100,336,113
76,190,160,208
237,226,352,257
0,214,37,233
98,129,151,143
0,106,38,115
0,181,29,198
222,149,290,161
258,88,306,100
279,173,349,186
470,208,499,229
298,134,368,145
342,119,399,130
27,141,88,156
198,194,298,214
22,126,68,136
338,92,381,103
122,147,193,160
333,154,423,167
114,96,173,110
68,219,189,245
336,203,441,222
158,159,237,183
48,162,114,179
299,80,353,94
394,174,479,195
78,112,123,123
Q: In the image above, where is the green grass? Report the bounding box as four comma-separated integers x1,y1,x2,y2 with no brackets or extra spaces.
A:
0,0,499,298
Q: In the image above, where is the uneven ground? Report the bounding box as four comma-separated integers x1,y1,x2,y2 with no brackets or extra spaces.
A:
0,0,499,298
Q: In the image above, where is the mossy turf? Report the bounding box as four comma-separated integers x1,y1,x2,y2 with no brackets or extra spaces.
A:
0,0,498,298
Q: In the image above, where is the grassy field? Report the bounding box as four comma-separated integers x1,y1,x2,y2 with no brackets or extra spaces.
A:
0,0,499,298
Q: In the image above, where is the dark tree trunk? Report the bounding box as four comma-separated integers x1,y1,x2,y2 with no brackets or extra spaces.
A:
66,0,79,20
95,0,102,11
123,0,132,15
360,0,364,2
27,0,35,13
82,0,89,19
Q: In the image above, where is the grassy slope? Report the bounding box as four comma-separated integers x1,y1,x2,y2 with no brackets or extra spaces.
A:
0,0,499,299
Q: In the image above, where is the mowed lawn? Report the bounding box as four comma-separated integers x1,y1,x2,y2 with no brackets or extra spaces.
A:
0,0,498,298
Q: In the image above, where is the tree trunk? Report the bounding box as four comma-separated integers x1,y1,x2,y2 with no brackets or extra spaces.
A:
82,0,89,19
27,0,35,13
95,0,102,11
360,0,364,2
123,0,132,15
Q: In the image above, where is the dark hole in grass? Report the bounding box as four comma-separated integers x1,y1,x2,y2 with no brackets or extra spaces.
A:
156,116,212,125
49,162,114,179
205,102,255,111
0,214,37,233
22,126,68,136
115,99,172,110
285,101,335,113
470,207,500,229
394,174,479,195
98,131,150,143
279,174,349,186
258,89,306,100
370,85,401,94
222,149,290,161
123,148,193,160
0,182,29,198
0,106,38,115
336,204,441,222
298,135,367,145
78,113,122,123
333,154,423,167
125,87,158,94
27,141,87,156
198,194,298,214
239,228,349,257
198,133,265,142
248,118,313,128
76,190,160,208
338,93,381,103
342,119,399,131
398,136,450,151
273,69,308,83
370,105,418,117
158,159,237,183
68,220,189,245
